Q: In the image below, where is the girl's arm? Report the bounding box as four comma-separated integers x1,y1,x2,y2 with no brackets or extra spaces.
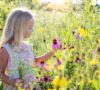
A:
35,50,55,63
34,38,62,64
0,48,17,87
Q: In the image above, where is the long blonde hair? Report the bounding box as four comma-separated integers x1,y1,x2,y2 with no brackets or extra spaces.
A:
0,8,35,48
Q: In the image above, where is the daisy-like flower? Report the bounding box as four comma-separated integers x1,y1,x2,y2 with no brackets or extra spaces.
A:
75,33,82,40
78,27,88,37
52,75,68,89
55,58,62,66
91,60,99,65
52,38,62,50
75,57,81,63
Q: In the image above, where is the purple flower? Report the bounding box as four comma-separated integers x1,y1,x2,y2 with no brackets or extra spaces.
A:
52,38,61,49
44,76,50,82
92,49,96,56
53,39,57,44
24,73,37,83
40,76,50,83
55,59,62,66
92,65,97,71
75,57,81,63
75,33,82,40
40,61,45,67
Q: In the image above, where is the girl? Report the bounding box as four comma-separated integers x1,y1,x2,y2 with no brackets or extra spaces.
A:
0,8,61,90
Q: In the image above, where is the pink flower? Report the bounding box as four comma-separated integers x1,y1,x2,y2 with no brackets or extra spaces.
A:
52,38,62,49
40,61,45,67
55,59,62,66
92,49,96,56
75,33,82,40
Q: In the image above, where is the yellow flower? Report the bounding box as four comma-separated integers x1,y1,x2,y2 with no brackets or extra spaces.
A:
91,60,99,65
52,76,60,87
38,27,45,32
59,88,66,90
78,28,88,37
32,0,38,3
18,87,25,90
52,76,68,88
91,79,98,84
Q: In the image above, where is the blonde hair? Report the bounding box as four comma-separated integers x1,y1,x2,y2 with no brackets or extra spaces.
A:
0,8,35,48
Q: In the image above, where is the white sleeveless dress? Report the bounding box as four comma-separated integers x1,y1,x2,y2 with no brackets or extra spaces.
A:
2,42,36,90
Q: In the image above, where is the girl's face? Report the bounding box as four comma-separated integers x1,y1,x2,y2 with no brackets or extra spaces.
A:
24,19,34,38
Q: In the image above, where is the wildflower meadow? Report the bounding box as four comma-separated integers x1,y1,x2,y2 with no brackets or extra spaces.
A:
0,0,100,90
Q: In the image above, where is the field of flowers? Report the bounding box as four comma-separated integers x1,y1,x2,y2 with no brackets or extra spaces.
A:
0,0,100,90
